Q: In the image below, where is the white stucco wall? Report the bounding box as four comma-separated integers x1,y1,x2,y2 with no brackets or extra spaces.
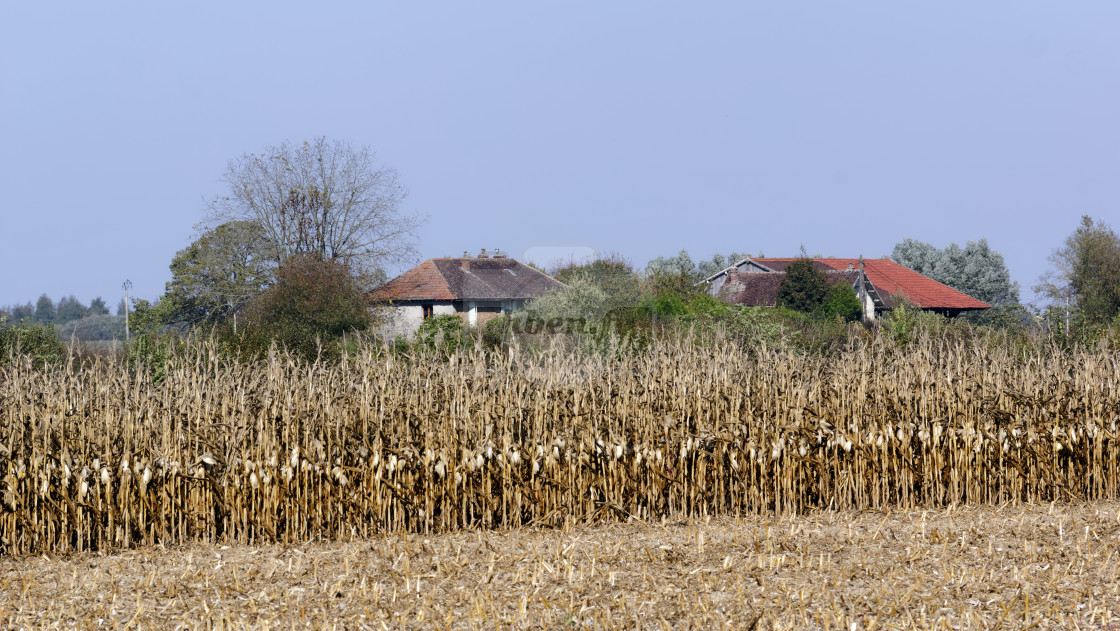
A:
375,303,457,341
862,290,877,322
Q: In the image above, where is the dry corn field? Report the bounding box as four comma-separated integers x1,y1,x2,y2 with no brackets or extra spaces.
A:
0,334,1118,556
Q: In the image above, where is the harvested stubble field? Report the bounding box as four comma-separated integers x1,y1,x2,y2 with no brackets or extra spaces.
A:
1,503,1118,629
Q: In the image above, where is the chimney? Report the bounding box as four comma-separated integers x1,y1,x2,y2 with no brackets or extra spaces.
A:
463,250,470,259
478,248,488,259
857,255,872,323
492,248,505,258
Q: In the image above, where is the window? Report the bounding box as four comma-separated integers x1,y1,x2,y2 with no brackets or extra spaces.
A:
422,304,433,319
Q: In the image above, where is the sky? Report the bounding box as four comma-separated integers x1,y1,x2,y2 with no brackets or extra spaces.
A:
2,2,1118,310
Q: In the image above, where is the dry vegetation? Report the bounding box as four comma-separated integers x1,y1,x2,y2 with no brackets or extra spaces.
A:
0,332,1117,557
1,503,1118,629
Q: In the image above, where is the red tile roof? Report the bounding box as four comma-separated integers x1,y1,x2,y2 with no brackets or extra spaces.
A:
369,257,566,302
751,258,990,310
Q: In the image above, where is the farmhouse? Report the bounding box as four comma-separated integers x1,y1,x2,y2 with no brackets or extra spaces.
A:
369,249,566,340
703,257,990,321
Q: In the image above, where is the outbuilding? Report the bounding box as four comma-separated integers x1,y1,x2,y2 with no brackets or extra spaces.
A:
369,249,566,340
703,257,990,321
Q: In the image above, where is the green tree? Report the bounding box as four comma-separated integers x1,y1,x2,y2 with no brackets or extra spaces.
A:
645,249,700,281
0,320,65,369
57,315,126,341
696,251,753,280
55,295,87,324
523,278,609,323
162,220,275,328
646,249,754,282
10,302,33,321
823,283,863,322
34,294,55,324
1035,216,1120,328
644,250,754,314
240,255,372,360
88,297,110,317
551,254,642,312
892,238,1021,315
776,258,830,314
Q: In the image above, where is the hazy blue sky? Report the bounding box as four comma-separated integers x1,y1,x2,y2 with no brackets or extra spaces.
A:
2,2,1117,309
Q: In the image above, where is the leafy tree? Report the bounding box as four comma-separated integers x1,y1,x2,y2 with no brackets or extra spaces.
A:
892,238,1021,311
10,303,33,321
88,297,110,317
646,249,754,282
127,298,180,333
1035,216,1120,328
55,295,87,324
207,137,424,281
639,291,688,320
57,315,126,341
823,283,863,322
0,319,65,369
523,277,610,324
116,299,128,317
551,254,642,311
776,258,830,314
696,251,753,280
645,249,699,281
34,294,55,323
161,221,275,328
239,255,373,361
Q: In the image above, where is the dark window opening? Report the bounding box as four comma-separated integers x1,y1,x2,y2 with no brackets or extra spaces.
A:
478,305,501,313
422,304,434,319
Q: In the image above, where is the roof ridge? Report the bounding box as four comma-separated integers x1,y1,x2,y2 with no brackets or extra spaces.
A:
430,259,458,299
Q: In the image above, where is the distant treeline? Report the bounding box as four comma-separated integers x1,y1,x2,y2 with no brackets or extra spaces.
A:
0,294,126,341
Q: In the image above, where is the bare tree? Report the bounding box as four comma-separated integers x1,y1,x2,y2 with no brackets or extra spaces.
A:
208,137,424,282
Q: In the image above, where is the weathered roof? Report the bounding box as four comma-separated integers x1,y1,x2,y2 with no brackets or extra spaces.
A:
743,259,836,273
717,268,859,307
369,257,566,302
749,258,990,310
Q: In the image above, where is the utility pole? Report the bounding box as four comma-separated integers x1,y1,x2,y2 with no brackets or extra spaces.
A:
122,279,132,342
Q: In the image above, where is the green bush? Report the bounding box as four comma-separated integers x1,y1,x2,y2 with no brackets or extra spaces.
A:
482,315,514,351
390,336,412,355
684,294,731,320
123,332,175,383
523,277,609,323
883,299,951,347
640,292,688,321
0,318,66,369
415,314,472,355
822,283,863,322
57,314,126,341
